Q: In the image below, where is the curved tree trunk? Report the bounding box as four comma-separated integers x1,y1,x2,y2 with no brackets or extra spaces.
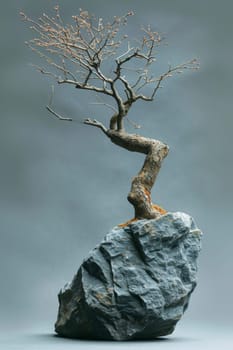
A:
107,129,169,220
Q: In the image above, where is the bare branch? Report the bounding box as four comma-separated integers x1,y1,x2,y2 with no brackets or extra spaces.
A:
30,63,59,80
136,59,199,101
22,7,199,222
125,116,141,129
115,49,139,68
116,44,135,62
22,7,199,130
57,78,113,96
46,105,73,121
90,102,118,113
48,84,54,106
118,75,135,101
46,85,73,121
84,118,108,135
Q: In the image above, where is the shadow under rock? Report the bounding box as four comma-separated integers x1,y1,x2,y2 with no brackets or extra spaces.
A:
33,333,197,344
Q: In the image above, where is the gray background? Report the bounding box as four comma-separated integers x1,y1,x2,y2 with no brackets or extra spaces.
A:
1,0,232,348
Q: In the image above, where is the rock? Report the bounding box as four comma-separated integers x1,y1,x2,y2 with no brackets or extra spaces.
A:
55,212,202,340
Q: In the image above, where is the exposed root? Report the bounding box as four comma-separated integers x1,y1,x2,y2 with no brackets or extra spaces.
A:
118,203,167,228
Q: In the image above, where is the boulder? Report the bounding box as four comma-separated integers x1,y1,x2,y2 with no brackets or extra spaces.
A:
55,212,202,340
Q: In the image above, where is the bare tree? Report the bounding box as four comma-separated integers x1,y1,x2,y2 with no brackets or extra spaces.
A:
21,6,199,223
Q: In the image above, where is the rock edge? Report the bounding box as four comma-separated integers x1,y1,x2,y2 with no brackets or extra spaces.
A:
55,212,202,340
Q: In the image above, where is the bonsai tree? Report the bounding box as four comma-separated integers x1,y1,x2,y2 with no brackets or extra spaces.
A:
21,6,198,222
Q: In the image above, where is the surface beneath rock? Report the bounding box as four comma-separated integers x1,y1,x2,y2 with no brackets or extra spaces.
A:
55,212,202,340
2,322,233,350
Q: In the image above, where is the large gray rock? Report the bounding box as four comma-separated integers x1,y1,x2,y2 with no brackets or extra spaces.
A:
55,212,202,340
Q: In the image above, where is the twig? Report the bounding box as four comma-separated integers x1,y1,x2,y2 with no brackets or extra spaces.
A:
84,118,108,135
90,102,118,113
46,85,73,121
125,116,141,129
116,45,134,62
22,7,199,131
46,105,73,121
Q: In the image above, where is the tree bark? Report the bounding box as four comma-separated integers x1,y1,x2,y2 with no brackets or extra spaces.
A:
107,130,169,220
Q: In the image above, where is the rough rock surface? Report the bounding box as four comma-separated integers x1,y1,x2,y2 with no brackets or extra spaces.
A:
55,212,202,340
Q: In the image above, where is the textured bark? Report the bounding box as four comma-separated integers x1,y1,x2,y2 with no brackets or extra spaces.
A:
107,130,169,219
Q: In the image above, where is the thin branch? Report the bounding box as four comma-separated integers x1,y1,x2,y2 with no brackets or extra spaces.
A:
30,63,59,80
116,44,135,62
118,75,135,101
131,73,144,89
136,59,199,101
22,7,199,129
46,105,73,121
48,84,54,106
58,78,113,96
84,118,108,135
90,102,118,113
46,85,73,121
115,49,139,66
125,116,141,129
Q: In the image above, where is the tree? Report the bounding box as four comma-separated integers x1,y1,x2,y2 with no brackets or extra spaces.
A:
21,6,199,222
